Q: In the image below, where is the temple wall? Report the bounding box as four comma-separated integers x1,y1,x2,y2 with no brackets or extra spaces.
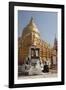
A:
18,32,52,65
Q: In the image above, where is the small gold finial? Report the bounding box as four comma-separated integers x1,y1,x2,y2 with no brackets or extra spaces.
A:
30,17,34,24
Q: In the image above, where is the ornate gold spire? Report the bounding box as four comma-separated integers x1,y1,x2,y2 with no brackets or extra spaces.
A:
22,17,40,38
29,17,34,24
28,17,37,29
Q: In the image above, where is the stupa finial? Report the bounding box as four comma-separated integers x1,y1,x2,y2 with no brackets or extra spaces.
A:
30,16,34,24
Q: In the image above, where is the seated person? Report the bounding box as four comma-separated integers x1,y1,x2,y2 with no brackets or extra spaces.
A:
42,61,49,73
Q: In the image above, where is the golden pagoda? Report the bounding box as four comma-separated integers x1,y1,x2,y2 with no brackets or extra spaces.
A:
18,17,54,65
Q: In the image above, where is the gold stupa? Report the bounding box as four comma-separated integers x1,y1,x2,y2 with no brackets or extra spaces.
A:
22,17,40,39
18,17,57,67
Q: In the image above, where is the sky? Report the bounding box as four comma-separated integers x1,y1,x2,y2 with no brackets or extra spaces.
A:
18,10,57,46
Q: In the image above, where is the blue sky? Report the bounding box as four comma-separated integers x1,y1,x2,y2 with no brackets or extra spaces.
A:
18,10,57,46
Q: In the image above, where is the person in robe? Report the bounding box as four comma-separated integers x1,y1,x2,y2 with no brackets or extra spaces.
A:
42,61,49,73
